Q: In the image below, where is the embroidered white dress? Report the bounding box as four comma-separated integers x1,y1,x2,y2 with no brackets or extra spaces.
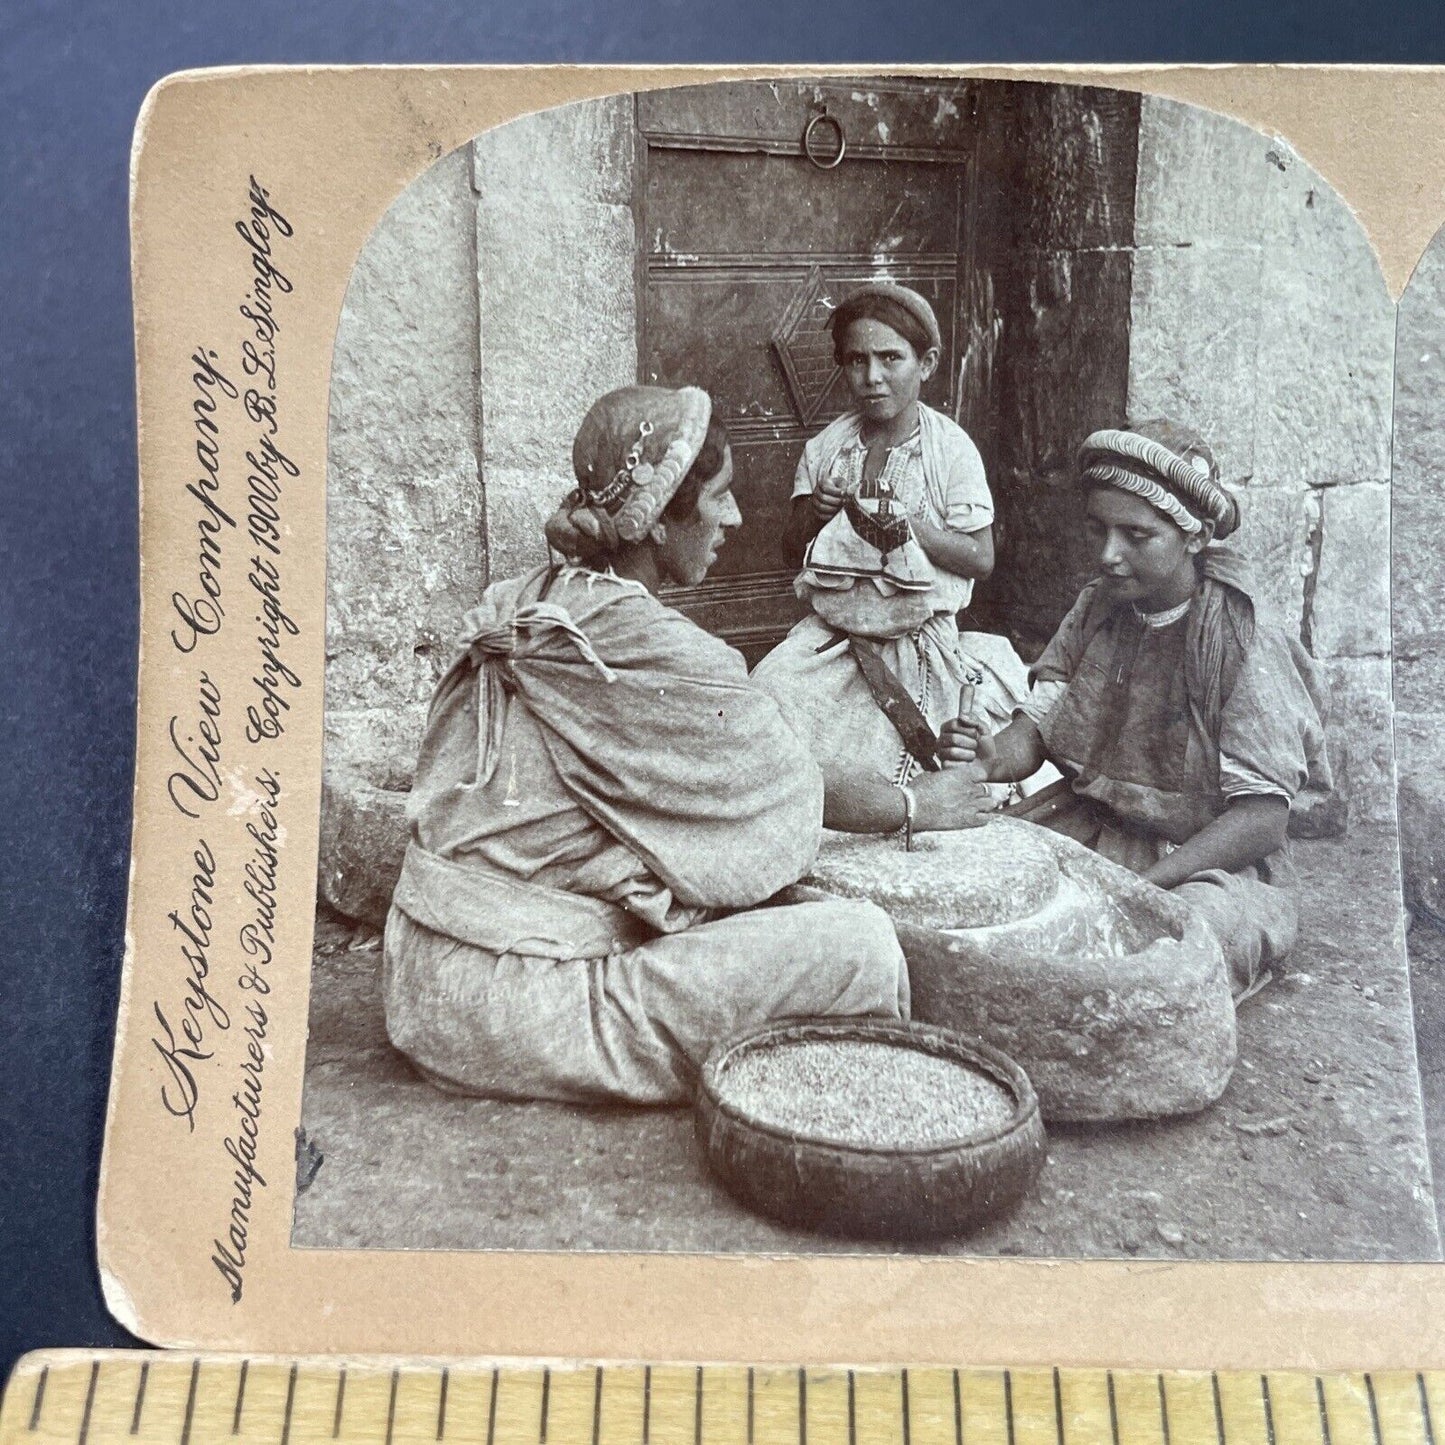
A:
752,405,1035,789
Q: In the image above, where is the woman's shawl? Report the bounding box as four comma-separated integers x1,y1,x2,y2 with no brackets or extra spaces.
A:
415,565,825,911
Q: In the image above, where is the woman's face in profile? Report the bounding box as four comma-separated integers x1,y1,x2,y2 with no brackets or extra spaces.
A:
656,445,742,588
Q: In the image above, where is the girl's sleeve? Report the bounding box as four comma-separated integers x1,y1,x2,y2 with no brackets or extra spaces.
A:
792,434,821,500
1218,625,1328,801
940,428,995,533
1016,587,1098,728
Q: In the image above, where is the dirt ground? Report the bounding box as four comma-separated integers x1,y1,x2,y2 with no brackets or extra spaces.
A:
293,825,1442,1261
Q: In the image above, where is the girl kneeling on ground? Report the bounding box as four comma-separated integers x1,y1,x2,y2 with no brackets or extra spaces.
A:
941,420,1331,1000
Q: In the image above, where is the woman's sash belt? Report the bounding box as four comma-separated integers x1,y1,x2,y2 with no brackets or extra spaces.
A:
393,841,652,960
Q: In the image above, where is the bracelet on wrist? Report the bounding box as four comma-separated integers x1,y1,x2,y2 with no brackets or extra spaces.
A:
893,783,917,852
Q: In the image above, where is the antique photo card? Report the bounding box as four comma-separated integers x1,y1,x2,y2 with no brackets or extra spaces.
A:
100,65,1445,1363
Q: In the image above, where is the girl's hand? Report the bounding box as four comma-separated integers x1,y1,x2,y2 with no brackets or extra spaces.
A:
812,474,849,521
938,716,998,772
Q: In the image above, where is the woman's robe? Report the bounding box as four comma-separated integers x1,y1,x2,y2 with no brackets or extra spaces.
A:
383,564,908,1105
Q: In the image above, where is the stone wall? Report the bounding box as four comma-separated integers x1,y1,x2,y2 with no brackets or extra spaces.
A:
1128,97,1399,824
965,82,1141,651
1394,236,1445,917
325,143,485,792
473,94,639,581
320,100,638,923
324,96,638,789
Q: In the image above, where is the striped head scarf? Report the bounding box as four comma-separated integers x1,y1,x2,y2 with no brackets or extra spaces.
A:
1077,420,1240,540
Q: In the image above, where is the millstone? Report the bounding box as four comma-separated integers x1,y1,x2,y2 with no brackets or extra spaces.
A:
808,823,1062,930
792,817,1236,1122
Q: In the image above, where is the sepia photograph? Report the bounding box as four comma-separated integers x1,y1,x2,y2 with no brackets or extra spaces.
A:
293,74,1438,1263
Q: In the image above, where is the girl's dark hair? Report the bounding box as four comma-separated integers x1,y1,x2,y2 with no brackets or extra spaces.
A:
663,412,731,520
829,295,933,365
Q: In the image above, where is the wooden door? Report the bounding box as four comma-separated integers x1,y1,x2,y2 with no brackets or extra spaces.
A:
637,79,974,662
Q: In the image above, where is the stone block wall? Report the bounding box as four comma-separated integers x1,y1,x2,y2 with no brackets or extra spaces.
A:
1394,237,1445,916
320,100,638,921
325,143,485,792
324,97,638,792
1128,97,1399,824
474,93,639,581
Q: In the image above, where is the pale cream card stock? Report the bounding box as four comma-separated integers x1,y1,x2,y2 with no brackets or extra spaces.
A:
101,64,1445,1364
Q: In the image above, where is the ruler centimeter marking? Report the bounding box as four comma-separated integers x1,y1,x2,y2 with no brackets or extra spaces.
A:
25,1373,46,1436
232,1362,246,1438
7,1357,1445,1445
281,1365,298,1445
74,1365,97,1445
1366,1377,1384,1445
128,1364,147,1439
177,1361,197,1445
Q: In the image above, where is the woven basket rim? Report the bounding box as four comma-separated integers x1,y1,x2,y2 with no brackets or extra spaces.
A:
698,1016,1042,1159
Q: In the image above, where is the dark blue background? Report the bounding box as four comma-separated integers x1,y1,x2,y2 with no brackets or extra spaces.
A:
4,0,1444,1383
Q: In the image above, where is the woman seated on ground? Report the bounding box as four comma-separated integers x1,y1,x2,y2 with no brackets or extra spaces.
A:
940,420,1331,999
752,281,1040,798
383,384,993,1106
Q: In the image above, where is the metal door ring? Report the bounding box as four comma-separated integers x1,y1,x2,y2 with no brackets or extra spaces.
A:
803,111,846,169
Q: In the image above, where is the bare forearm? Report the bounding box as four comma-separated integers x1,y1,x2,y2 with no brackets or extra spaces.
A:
782,497,825,570
823,776,909,833
913,520,994,581
1143,795,1290,890
822,768,991,834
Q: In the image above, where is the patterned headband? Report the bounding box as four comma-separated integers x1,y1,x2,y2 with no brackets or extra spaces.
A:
1077,429,1240,539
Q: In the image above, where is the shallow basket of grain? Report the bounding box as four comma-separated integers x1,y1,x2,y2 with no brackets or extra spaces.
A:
696,1018,1045,1239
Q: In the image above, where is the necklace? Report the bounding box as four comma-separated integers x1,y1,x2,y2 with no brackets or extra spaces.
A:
1132,596,1192,629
